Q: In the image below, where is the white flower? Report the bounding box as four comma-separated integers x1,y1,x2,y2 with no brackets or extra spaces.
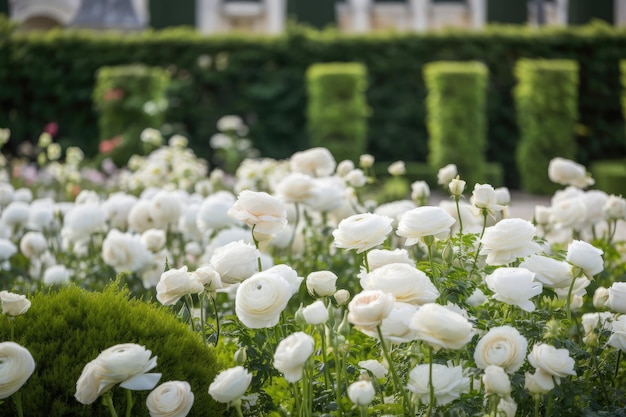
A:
0,342,35,399
273,332,315,383
604,195,626,220
448,177,466,196
581,312,613,345
61,204,107,243
347,290,395,332
360,263,439,306
0,291,30,317
358,360,388,379
483,365,511,397
474,326,528,373
360,301,418,344
149,191,182,229
387,161,405,176
607,315,626,351
366,248,414,271
210,240,260,285
566,240,604,278
208,366,252,404
75,343,161,405
359,154,375,169
190,265,223,292
520,254,574,289
19,231,47,259
548,157,594,188
471,183,504,213
411,180,430,203
581,190,608,228
1,201,29,229
196,191,238,232
527,343,576,383
42,264,71,285
217,114,245,132
336,160,355,177
409,303,473,351
334,289,351,306
306,270,338,297
407,363,469,405
480,218,541,265
228,190,287,237
375,200,417,228
302,300,329,325
437,164,457,186
146,381,194,417
290,147,336,177
102,229,152,273
485,267,543,312
396,206,456,245
498,396,518,417
348,380,376,406
345,169,367,188
607,282,626,314
275,173,315,203
304,176,346,213
156,266,204,306
494,187,511,206
128,200,157,233
332,213,393,253
593,286,609,309
141,229,166,253
550,195,587,231
525,370,555,395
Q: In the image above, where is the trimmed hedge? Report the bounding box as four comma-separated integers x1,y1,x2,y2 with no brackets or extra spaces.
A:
306,62,368,162
1,20,626,187
514,59,579,194
424,61,489,186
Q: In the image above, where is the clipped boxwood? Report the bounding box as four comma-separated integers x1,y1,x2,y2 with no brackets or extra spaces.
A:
424,61,489,187
0,282,225,416
93,64,170,166
306,62,369,163
514,59,579,194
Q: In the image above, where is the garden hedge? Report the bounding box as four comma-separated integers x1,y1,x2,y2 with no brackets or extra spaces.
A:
306,62,368,163
424,61,488,186
514,59,579,194
1,16,626,187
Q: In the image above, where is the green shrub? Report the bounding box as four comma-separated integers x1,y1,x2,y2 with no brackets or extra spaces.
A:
591,159,626,196
424,61,489,186
93,64,170,166
514,59,579,194
306,62,369,163
0,282,225,416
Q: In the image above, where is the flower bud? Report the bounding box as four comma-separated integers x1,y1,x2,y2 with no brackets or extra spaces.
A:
334,289,350,306
294,305,307,326
337,310,351,337
234,347,247,366
302,300,329,325
593,286,609,309
347,379,376,406
359,154,375,169
448,176,466,196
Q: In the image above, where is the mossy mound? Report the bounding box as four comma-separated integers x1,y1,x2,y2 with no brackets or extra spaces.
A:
0,282,225,416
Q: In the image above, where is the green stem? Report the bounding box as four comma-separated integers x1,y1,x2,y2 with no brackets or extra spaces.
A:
291,382,301,417
319,325,330,390
360,404,368,417
210,294,220,347
454,196,464,235
565,275,577,321
287,202,300,263
125,389,133,417
470,210,488,278
102,391,119,417
184,294,195,332
614,350,622,387
426,346,435,417
233,399,245,417
376,325,409,416
590,348,611,408
534,395,541,417
14,391,23,417
363,250,371,273
9,317,14,341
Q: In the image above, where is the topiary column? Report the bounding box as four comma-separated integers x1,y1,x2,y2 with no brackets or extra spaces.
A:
306,62,369,163
423,61,489,187
514,59,579,194
93,64,170,166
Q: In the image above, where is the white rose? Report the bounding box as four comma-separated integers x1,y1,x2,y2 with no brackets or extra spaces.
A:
581,312,613,345
141,229,167,253
548,157,594,188
409,303,473,351
603,195,626,220
332,213,393,253
0,342,35,399
607,315,626,351
407,363,469,405
593,286,610,309
607,282,626,313
19,231,47,259
42,264,71,285
437,164,457,186
358,360,388,379
208,366,252,403
483,365,511,397
306,270,338,297
156,266,204,306
480,218,541,266
275,173,315,203
524,369,555,395
273,332,315,383
228,190,287,236
366,248,414,271
302,300,329,325
471,184,504,213
527,343,576,382
474,325,528,373
347,290,395,331
146,381,194,417
549,195,587,231
360,301,418,344
0,291,30,317
360,263,439,306
566,240,604,278
290,147,337,177
347,380,376,406
485,267,543,312
396,206,456,245
210,240,260,285
519,254,574,289
102,229,152,273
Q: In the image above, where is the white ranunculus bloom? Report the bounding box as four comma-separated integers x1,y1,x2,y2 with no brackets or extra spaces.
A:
360,301,418,344
347,290,395,332
581,190,608,228
146,380,194,417
448,177,466,196
306,270,338,297
525,369,555,395
485,267,543,312
228,190,287,236
581,312,613,345
210,240,260,285
480,218,541,266
534,205,551,225
301,300,329,325
0,182,14,207
483,365,511,397
566,240,604,278
360,263,439,306
527,343,576,383
304,176,346,213
332,213,393,254
334,289,351,306
1,201,30,229
275,172,315,203
498,396,518,417
141,229,166,253
407,363,469,406
156,266,205,306
374,200,417,228
75,343,161,405
290,147,336,177
348,380,376,406
607,282,626,314
471,183,504,214
208,366,252,404
102,229,153,273
466,288,487,307
387,160,405,176
549,195,587,231
336,160,355,177
593,286,610,309
61,203,107,243
474,326,528,373
102,192,138,230
273,332,315,383
42,264,71,285
19,231,47,259
607,315,626,351
0,291,30,317
128,200,157,233
410,180,430,204
409,303,473,351
439,200,483,234
0,341,35,399
520,254,574,289
150,191,182,230
604,195,626,220
494,187,511,206
548,157,594,188
437,164,458,186
190,265,223,292
196,191,238,233
358,360,388,379
366,248,414,271
345,169,367,188
235,266,301,328
359,154,374,169
28,199,58,232
396,206,456,245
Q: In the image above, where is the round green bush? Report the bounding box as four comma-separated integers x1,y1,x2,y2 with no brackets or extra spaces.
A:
0,282,225,416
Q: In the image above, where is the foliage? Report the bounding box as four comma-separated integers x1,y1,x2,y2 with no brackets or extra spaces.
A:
591,159,626,196
0,281,225,416
306,62,369,163
424,61,489,187
514,59,579,194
